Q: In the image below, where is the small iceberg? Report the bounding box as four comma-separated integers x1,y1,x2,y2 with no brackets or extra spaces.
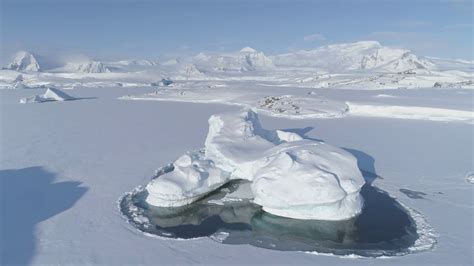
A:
20,88,75,104
145,109,365,221
150,78,173,87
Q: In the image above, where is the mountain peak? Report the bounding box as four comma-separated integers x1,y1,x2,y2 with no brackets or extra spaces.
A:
240,47,258,53
7,50,41,72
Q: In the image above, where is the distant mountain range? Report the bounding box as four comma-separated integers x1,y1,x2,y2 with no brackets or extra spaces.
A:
4,41,472,74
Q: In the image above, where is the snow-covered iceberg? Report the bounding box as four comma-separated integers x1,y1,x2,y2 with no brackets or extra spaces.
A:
20,88,75,104
145,109,365,220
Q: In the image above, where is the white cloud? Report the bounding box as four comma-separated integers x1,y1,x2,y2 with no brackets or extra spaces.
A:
303,33,326,42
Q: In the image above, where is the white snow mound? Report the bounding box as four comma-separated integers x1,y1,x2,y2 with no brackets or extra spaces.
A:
20,88,75,104
145,109,365,220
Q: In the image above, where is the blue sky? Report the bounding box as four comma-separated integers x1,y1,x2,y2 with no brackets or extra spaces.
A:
1,0,473,63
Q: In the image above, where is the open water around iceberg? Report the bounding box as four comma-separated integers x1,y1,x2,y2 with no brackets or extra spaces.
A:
120,179,430,257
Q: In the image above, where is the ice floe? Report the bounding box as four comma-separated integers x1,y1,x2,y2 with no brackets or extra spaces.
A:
145,109,365,220
347,102,474,123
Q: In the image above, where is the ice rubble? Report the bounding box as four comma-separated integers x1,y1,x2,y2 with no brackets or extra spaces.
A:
20,88,75,104
145,109,365,220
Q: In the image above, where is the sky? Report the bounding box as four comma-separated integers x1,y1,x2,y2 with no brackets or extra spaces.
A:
1,0,473,64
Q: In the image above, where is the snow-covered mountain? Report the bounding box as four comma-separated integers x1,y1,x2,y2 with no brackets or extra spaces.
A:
113,59,158,67
273,41,434,72
178,63,205,79
2,42,471,90
64,61,111,73
161,58,180,66
193,47,274,72
103,59,160,72
6,51,41,72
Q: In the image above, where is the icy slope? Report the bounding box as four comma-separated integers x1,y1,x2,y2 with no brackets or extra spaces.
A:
20,88,75,103
6,51,41,72
145,109,365,220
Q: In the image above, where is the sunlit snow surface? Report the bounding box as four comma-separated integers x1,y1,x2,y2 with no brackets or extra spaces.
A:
1,87,470,265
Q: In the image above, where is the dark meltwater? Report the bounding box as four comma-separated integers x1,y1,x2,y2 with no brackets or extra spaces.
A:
120,181,419,257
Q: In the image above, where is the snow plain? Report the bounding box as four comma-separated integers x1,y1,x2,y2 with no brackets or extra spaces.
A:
1,42,473,265
1,86,472,265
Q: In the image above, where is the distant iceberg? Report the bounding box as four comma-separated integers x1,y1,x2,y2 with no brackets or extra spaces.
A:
20,88,75,104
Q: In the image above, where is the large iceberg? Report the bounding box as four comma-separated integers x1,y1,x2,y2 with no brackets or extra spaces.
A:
145,109,365,220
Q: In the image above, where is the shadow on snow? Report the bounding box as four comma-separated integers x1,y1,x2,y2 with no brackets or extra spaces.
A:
0,166,87,265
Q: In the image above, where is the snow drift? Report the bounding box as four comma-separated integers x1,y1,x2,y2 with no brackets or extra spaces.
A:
20,88,75,104
145,109,365,220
